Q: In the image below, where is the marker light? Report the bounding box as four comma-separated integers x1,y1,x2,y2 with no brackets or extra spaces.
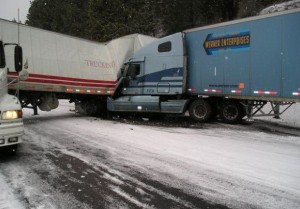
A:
1,110,23,120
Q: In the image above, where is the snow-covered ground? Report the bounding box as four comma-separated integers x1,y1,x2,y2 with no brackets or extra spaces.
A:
0,172,24,209
0,100,300,209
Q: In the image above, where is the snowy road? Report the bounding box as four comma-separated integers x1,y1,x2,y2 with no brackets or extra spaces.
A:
0,101,300,209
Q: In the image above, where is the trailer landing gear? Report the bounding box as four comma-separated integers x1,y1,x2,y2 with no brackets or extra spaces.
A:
242,101,295,120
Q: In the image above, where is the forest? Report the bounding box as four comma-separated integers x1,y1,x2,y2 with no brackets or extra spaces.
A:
26,0,289,42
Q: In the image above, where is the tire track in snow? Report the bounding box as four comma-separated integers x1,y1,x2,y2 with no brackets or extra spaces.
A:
25,119,230,209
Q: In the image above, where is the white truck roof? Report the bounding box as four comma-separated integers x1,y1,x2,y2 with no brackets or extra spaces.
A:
0,19,157,86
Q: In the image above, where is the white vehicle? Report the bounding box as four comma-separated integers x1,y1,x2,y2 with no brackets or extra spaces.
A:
0,40,24,153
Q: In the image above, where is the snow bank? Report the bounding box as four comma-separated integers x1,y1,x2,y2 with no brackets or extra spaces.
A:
0,172,24,209
260,0,300,15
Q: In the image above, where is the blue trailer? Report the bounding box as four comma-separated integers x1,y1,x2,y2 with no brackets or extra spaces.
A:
108,8,300,123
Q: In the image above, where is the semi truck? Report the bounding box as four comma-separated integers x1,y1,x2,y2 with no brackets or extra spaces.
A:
3,8,300,124
108,8,300,123
0,40,24,153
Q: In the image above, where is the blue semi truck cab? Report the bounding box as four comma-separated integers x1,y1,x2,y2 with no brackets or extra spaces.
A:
121,32,186,96
108,8,300,124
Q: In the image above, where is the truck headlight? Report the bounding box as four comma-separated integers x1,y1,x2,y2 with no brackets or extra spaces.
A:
1,110,23,120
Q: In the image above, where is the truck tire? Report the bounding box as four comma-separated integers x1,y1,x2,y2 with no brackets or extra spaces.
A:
219,101,245,124
189,100,212,122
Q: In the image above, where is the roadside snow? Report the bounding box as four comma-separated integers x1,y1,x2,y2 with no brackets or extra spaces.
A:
0,172,24,209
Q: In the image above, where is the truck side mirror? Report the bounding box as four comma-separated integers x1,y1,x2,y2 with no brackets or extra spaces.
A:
14,45,23,72
0,41,6,68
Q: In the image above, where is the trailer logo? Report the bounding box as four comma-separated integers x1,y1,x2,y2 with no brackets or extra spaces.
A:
203,31,250,55
85,60,116,70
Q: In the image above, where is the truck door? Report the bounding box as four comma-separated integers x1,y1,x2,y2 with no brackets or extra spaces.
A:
122,62,144,95
144,33,186,95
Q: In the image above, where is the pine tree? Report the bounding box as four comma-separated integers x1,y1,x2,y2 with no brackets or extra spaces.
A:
26,0,89,39
26,0,286,41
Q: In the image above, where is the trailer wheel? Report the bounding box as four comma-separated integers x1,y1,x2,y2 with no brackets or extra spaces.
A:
189,100,212,122
219,101,245,124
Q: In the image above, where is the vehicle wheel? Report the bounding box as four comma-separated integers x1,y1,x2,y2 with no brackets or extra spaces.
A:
189,100,212,122
219,101,245,124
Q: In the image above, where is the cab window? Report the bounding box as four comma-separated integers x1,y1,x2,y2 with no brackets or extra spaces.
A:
158,41,172,52
126,64,141,78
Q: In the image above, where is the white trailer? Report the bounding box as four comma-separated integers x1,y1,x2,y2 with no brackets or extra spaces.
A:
0,18,156,114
